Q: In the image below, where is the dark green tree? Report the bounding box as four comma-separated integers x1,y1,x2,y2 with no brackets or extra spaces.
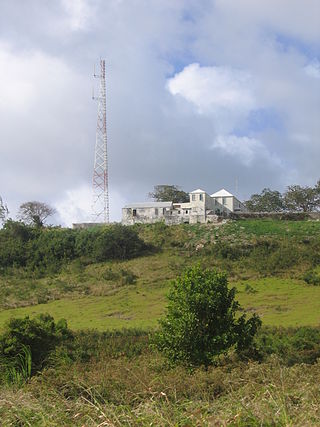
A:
284,185,318,212
245,188,284,212
149,185,189,203
18,201,56,227
154,265,261,367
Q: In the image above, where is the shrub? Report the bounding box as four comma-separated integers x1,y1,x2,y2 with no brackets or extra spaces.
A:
153,265,261,367
303,269,320,286
0,314,72,374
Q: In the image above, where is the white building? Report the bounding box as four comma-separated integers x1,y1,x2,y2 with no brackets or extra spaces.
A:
122,188,247,225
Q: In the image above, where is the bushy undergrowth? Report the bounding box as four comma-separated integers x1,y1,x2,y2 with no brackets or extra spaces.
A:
0,314,72,379
0,221,149,274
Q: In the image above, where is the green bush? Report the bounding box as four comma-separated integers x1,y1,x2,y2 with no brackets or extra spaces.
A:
0,223,150,274
303,269,320,286
255,326,320,365
92,224,148,261
153,265,261,367
0,314,72,374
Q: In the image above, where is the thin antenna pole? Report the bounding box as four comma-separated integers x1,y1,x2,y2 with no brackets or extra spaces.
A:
92,59,109,223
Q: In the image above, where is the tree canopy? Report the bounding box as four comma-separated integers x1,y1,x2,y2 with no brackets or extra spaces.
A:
246,180,320,213
18,201,56,227
245,188,284,212
284,184,319,212
149,185,189,203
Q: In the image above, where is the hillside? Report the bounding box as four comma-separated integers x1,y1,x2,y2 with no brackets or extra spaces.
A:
0,219,320,426
0,219,319,330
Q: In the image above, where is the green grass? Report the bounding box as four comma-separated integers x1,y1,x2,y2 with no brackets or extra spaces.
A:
0,276,319,331
0,219,319,332
224,218,320,237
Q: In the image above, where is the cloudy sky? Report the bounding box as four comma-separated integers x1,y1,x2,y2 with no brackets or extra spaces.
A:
0,0,319,225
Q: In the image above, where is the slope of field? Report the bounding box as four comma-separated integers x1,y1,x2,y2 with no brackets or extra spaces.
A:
0,219,319,330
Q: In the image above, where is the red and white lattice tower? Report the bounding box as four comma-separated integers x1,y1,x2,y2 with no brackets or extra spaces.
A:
92,59,109,223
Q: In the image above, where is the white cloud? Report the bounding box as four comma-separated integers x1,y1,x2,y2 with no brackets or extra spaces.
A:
167,63,256,133
211,134,281,167
168,63,256,113
304,61,320,79
61,0,93,31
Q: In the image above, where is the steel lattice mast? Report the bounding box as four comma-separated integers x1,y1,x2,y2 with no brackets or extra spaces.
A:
92,59,109,223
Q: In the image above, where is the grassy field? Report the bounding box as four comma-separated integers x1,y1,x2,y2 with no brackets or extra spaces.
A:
0,219,320,330
0,275,319,331
1,219,320,426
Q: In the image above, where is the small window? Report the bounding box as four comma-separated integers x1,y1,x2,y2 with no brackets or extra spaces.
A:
223,197,227,205
155,208,158,216
185,210,188,214
178,210,181,214
192,194,196,201
163,208,166,214
199,194,203,201
132,209,137,217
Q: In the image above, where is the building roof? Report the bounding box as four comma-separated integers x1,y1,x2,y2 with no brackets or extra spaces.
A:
123,202,172,209
210,188,234,197
190,188,206,194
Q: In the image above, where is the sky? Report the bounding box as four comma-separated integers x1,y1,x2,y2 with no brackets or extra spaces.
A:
0,0,319,225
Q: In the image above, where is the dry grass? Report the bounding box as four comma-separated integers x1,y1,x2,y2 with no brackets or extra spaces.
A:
1,353,319,426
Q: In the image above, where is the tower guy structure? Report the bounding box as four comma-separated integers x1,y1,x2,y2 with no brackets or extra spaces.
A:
92,59,109,223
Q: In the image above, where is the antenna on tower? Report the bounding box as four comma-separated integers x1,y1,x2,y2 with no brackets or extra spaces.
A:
92,59,109,223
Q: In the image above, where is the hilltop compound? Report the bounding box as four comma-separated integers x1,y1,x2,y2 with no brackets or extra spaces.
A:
122,188,247,225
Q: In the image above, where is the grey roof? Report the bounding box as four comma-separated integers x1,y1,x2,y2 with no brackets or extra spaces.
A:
123,201,172,209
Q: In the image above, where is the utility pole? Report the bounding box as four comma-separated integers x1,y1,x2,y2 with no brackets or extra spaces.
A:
92,59,109,223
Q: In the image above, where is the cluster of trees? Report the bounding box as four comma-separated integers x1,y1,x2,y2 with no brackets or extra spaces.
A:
0,221,148,273
246,180,320,213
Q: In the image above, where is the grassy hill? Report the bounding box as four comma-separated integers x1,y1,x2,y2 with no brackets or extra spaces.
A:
0,219,320,426
0,219,319,330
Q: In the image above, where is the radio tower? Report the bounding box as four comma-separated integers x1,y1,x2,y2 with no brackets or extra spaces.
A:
92,59,109,223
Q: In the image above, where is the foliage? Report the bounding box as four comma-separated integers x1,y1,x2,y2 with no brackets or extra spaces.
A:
303,269,320,286
154,265,261,366
149,184,189,203
0,223,149,273
256,326,320,365
284,184,319,212
92,224,148,261
0,314,72,374
245,188,285,212
18,201,56,227
0,345,32,386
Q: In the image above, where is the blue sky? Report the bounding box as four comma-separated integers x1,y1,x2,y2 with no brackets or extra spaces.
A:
0,0,319,224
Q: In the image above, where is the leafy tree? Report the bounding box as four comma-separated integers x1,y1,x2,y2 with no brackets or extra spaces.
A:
92,224,147,261
245,188,284,212
18,201,56,227
149,185,189,203
284,185,318,212
154,265,261,367
0,196,9,225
